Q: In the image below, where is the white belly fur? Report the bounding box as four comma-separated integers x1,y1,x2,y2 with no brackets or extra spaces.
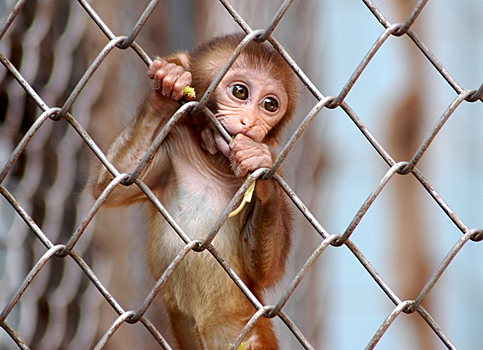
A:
146,186,249,326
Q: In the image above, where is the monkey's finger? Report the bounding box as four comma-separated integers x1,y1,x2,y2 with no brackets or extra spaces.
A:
231,133,251,141
230,143,272,178
152,63,178,89
171,72,193,101
148,58,169,79
151,66,172,91
230,135,268,155
233,157,270,178
235,149,271,166
214,132,231,157
161,65,188,99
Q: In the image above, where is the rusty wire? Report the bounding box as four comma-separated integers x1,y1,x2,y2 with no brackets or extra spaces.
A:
0,0,482,349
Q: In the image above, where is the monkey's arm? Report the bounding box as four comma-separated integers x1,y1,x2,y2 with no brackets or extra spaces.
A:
241,179,292,287
228,134,292,286
92,56,193,205
92,100,177,205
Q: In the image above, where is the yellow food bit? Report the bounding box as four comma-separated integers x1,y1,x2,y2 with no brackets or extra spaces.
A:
228,342,247,350
228,134,255,218
229,177,255,218
183,86,196,98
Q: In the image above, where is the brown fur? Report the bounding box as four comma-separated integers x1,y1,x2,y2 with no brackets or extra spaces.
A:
92,33,297,350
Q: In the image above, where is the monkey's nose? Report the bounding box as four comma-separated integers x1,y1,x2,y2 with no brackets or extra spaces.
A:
240,114,256,129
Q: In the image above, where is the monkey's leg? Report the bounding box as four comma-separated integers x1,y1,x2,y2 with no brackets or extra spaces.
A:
167,307,203,350
197,307,279,350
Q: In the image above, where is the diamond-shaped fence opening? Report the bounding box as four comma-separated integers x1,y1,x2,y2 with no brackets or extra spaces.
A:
0,0,482,349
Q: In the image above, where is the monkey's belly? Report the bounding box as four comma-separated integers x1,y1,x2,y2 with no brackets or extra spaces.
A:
146,189,250,322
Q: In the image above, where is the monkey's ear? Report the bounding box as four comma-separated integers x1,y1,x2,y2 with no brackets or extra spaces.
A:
162,52,189,69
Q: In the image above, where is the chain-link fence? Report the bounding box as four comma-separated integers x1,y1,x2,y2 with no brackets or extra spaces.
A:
1,0,482,349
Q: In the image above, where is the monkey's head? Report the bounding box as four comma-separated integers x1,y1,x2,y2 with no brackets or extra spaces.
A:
188,33,298,149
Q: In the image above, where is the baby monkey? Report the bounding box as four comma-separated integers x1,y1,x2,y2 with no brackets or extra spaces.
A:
92,33,297,350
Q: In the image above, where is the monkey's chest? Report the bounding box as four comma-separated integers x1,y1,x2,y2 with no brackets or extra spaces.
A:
150,168,243,259
148,187,245,314
164,184,239,241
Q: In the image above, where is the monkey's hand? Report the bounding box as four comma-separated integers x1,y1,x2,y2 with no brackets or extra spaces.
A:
147,58,194,112
229,134,273,179
229,134,280,203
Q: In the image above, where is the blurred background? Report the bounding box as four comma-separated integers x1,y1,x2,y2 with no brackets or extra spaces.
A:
0,0,482,349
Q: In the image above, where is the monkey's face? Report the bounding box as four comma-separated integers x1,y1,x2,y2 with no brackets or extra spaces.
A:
204,69,288,157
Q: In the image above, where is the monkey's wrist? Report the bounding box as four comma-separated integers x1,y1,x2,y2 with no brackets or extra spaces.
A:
148,94,180,117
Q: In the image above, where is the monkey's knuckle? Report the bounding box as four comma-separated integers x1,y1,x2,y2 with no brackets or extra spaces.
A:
157,64,174,78
174,65,185,74
181,72,193,84
163,74,176,87
149,59,162,72
173,80,187,91
233,151,247,163
235,134,249,142
171,89,184,101
231,142,241,152
154,70,167,83
154,58,167,67
240,159,252,171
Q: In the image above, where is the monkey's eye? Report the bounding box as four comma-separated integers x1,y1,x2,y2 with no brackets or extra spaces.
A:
262,97,279,112
230,84,248,100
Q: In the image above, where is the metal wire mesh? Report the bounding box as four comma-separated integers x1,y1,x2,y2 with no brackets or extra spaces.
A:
1,0,482,349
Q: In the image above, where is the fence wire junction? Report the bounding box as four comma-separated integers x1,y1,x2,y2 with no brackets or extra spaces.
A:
1,0,483,349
